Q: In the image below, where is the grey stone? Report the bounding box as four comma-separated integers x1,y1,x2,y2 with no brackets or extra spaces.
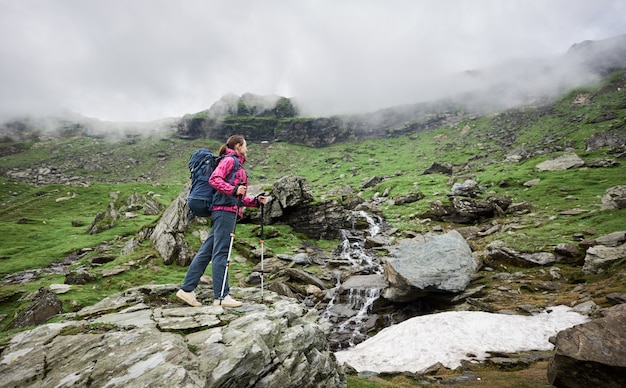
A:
0,285,346,388
583,242,626,274
382,231,477,302
150,184,194,266
594,231,626,247
547,304,626,388
423,162,453,175
340,274,386,290
5,287,64,329
272,175,314,209
535,153,585,172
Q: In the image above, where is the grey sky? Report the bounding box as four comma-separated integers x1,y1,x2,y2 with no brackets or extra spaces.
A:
1,0,624,122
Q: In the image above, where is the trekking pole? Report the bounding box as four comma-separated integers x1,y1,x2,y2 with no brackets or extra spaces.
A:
219,195,242,302
259,200,265,303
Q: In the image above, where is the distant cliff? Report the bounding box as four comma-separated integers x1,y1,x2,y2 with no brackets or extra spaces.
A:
176,93,467,147
3,35,624,147
176,34,626,147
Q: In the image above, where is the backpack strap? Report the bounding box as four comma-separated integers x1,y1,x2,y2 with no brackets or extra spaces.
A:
227,154,240,185
211,155,243,208
201,156,214,181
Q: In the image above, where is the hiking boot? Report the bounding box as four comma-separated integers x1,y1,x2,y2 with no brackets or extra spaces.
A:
213,295,243,308
176,289,202,307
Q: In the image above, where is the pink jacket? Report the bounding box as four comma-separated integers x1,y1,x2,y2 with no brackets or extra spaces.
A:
209,149,258,217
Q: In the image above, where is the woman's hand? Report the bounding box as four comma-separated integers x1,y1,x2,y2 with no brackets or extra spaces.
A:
235,185,247,197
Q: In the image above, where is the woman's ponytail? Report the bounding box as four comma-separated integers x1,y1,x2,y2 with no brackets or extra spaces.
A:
219,135,245,156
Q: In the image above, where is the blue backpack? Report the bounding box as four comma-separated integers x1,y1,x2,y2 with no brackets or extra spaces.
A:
186,148,239,219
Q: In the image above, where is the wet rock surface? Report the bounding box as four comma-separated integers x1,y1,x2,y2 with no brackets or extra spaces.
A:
0,285,346,388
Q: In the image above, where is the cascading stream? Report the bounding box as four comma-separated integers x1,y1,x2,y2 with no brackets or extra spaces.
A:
323,210,386,350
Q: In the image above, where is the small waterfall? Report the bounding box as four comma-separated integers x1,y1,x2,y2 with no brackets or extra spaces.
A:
335,287,381,348
324,210,387,351
339,211,383,272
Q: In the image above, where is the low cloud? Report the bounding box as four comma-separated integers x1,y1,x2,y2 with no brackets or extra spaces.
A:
0,0,625,122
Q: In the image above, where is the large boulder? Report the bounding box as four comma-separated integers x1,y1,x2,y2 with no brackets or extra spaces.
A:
535,153,585,172
547,304,626,388
585,129,626,151
268,176,348,239
271,175,314,211
0,284,346,388
285,200,348,239
427,196,511,224
382,231,478,302
601,185,626,210
150,184,194,266
594,231,626,247
582,242,626,274
486,240,559,267
450,179,480,197
5,287,63,330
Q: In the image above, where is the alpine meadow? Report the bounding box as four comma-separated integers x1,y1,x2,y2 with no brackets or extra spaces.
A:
1,68,626,388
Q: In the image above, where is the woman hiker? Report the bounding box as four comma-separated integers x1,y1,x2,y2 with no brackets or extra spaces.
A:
177,135,267,307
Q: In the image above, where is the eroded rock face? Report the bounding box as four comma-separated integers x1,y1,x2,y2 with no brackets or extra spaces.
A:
0,285,346,388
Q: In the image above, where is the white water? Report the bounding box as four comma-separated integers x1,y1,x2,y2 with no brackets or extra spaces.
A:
324,211,385,349
339,211,383,271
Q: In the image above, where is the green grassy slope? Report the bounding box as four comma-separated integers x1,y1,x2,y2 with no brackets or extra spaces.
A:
0,71,624,339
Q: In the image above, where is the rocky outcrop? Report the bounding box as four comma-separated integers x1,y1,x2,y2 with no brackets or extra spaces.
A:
586,129,626,151
382,231,478,302
582,242,626,275
547,303,626,388
264,175,349,240
268,175,314,213
0,285,346,388
147,175,349,268
85,191,165,235
535,153,585,172
427,196,512,224
485,240,559,268
422,162,453,175
601,185,626,210
284,200,348,240
175,93,467,146
176,94,297,141
5,287,63,330
150,184,195,266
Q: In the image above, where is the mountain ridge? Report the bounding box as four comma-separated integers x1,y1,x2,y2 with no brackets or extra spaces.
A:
2,33,625,145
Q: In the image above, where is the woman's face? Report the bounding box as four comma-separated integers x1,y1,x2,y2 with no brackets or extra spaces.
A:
235,140,248,157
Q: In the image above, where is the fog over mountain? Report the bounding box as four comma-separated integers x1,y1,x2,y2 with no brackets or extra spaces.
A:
0,0,625,123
